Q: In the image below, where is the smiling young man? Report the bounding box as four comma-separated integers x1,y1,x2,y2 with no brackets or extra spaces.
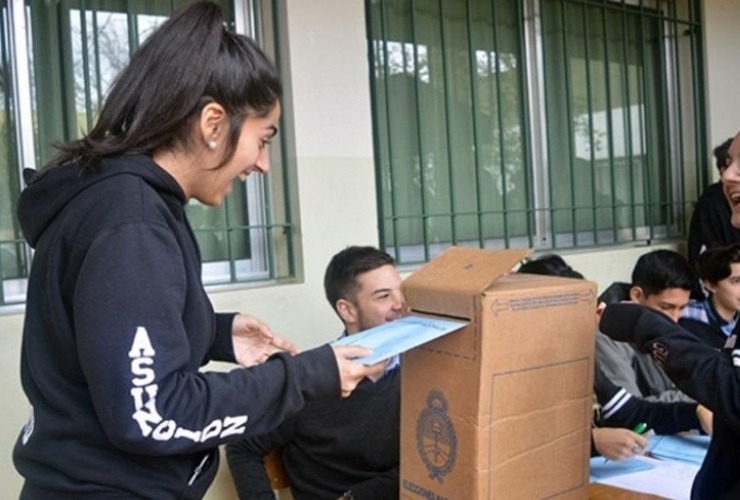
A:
680,244,740,348
226,246,405,500
596,249,695,403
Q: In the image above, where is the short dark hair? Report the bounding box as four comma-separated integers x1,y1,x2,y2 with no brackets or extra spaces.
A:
714,137,733,172
51,1,282,170
324,246,395,312
697,244,740,284
518,254,584,279
631,249,694,297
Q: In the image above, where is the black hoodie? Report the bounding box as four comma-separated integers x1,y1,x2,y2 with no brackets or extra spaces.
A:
14,155,339,499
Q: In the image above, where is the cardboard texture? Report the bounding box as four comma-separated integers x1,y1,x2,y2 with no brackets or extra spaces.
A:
400,246,597,499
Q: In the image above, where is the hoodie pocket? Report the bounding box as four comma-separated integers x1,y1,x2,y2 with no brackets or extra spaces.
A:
179,449,219,500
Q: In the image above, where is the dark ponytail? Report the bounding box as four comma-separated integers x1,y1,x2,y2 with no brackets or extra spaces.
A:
51,1,282,170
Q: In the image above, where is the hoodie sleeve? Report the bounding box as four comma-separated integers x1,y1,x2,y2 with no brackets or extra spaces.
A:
208,313,238,363
594,364,700,434
601,303,740,432
73,220,340,455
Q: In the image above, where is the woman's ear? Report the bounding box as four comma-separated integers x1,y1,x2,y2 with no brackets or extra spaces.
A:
198,102,227,147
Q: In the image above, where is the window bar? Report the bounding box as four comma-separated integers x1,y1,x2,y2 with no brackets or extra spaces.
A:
240,0,275,280
615,0,629,244
226,2,238,283
637,0,652,241
491,0,511,247
660,0,677,232
668,2,685,232
437,0,457,248
410,0,430,261
378,1,402,261
559,0,576,249
223,194,236,283
536,0,557,248
521,0,543,249
78,3,94,130
365,8,389,253
688,0,706,199
596,2,613,246
270,0,295,279
126,0,138,58
516,0,544,248
260,175,276,280
8,0,36,290
464,0,485,249
92,6,104,122
579,2,593,248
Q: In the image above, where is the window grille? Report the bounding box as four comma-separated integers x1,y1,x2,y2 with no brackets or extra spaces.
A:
366,0,705,265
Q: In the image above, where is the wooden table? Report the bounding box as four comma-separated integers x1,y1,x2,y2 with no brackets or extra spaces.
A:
589,483,665,499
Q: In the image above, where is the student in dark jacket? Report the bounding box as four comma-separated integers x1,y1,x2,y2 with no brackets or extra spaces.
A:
601,303,739,499
12,3,381,498
227,246,405,500
687,137,740,273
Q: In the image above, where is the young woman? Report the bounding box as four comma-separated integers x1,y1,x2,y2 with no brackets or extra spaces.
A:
13,2,380,498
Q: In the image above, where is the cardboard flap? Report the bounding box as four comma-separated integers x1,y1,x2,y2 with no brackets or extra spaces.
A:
403,246,532,319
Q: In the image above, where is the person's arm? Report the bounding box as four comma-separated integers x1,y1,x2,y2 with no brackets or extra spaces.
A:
594,364,700,434
226,418,297,500
631,351,694,403
595,332,644,398
74,221,341,456
345,467,399,500
600,303,740,431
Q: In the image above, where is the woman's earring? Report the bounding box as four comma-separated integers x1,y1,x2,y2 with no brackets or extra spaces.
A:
207,140,217,150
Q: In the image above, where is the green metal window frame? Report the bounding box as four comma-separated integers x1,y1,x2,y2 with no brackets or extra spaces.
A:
366,0,706,265
0,0,298,307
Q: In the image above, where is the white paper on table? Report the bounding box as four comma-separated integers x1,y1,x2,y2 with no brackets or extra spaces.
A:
331,314,468,365
592,455,700,500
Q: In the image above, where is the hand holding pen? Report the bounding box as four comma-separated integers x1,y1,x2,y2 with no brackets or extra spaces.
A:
594,422,652,462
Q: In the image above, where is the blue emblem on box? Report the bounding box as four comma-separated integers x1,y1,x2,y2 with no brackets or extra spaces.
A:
416,390,457,482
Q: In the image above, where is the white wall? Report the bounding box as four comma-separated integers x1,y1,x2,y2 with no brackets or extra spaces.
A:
703,0,740,161
0,1,738,498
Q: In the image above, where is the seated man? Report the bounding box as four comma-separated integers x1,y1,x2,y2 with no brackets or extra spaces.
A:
680,244,740,348
226,246,404,500
596,249,694,402
518,255,710,462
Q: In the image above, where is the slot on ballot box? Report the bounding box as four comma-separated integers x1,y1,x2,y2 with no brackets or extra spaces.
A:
399,246,597,499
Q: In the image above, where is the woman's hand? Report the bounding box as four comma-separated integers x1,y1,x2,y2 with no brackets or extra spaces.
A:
231,314,300,367
331,345,387,397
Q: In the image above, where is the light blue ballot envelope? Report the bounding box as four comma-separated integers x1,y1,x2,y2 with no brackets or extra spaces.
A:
331,314,468,365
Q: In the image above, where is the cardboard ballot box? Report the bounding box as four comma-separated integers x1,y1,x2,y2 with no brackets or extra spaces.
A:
400,246,597,499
